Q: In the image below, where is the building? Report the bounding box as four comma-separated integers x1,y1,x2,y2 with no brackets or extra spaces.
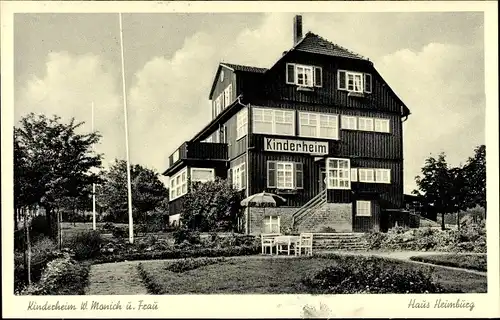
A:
163,16,411,234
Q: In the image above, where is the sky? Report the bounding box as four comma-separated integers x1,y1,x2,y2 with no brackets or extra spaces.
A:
13,12,485,193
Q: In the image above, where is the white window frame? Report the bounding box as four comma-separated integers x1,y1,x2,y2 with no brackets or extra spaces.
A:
341,115,358,130
326,158,351,190
286,63,322,87
215,95,222,116
338,70,372,93
358,117,374,131
172,149,180,164
169,167,188,201
263,216,280,234
253,108,295,136
374,118,390,133
358,169,375,183
299,112,339,140
236,108,248,140
276,161,294,189
232,163,246,191
203,136,213,143
356,200,371,217
296,64,314,87
224,84,233,108
375,169,391,184
190,168,215,183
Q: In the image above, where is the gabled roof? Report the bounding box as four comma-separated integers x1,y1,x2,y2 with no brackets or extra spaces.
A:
220,63,268,74
294,32,368,61
209,62,267,99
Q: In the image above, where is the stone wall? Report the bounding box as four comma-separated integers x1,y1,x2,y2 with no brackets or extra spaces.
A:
297,203,353,233
247,207,298,235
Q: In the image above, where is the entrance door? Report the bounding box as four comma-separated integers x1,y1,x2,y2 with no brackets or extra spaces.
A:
319,168,327,192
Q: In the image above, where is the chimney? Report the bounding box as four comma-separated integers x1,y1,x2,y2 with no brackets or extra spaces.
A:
293,15,303,45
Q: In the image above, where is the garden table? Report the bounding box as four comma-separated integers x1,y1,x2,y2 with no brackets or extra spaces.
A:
274,235,300,256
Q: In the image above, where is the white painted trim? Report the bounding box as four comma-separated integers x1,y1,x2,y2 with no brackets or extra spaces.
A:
298,111,339,140
326,158,351,190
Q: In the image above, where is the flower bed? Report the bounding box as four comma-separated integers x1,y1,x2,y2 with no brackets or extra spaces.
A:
20,254,91,295
362,220,486,253
302,254,443,294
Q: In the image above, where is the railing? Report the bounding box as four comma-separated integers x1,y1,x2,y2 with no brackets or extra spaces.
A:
291,189,327,229
168,142,228,168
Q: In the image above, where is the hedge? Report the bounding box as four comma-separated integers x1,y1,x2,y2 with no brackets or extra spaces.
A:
93,244,260,264
410,254,487,272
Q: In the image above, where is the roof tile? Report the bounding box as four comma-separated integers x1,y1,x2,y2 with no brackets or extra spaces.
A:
295,32,368,61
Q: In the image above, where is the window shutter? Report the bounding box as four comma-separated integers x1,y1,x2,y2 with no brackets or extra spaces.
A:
314,67,322,87
267,161,277,188
338,70,347,90
350,168,358,182
295,162,304,189
286,63,295,84
227,168,233,185
364,73,372,93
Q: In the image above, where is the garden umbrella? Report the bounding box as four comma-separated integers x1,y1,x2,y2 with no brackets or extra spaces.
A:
240,191,287,208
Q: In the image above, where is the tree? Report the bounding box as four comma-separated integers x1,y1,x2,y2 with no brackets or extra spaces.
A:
463,145,486,210
180,178,243,232
14,113,102,240
413,153,456,230
97,160,168,223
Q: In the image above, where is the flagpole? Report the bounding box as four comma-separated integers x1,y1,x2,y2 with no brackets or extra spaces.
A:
119,12,134,244
92,101,96,231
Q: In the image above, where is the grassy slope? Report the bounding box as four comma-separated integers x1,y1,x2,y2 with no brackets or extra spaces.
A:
139,256,487,294
410,254,487,272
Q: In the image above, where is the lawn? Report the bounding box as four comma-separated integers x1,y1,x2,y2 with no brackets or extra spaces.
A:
410,253,487,272
137,255,487,294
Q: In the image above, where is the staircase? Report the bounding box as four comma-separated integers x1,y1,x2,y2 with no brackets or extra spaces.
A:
312,233,368,251
291,189,327,230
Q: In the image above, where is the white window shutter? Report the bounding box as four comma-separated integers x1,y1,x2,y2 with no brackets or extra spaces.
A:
351,168,358,182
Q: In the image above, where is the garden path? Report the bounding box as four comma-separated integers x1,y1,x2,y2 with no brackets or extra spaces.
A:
85,261,148,295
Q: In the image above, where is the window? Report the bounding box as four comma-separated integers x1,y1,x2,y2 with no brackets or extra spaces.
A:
358,168,391,183
375,169,391,183
338,70,372,93
232,163,246,191
359,169,375,183
236,108,248,140
215,96,222,116
299,112,338,139
170,168,188,200
341,116,357,130
358,117,374,131
286,63,322,87
326,158,351,189
172,149,180,165
191,168,214,183
253,108,295,136
356,201,371,216
263,216,280,234
267,161,303,189
224,84,233,107
374,118,390,133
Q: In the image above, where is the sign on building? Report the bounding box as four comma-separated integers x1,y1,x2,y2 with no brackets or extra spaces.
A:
264,137,329,155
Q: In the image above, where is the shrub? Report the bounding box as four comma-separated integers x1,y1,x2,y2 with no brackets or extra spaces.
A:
101,222,115,231
14,238,59,291
137,263,163,294
172,228,201,245
302,255,443,294
112,226,128,239
20,255,90,295
65,230,103,260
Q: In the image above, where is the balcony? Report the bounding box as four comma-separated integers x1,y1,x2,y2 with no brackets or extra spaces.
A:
165,141,228,175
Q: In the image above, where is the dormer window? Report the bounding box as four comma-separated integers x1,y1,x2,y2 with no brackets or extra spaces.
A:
338,70,372,94
286,63,322,88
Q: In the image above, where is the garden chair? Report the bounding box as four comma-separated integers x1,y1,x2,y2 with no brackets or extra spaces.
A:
261,233,281,255
294,233,313,256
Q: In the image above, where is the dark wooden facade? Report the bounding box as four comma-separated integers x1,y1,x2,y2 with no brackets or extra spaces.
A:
163,24,410,233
